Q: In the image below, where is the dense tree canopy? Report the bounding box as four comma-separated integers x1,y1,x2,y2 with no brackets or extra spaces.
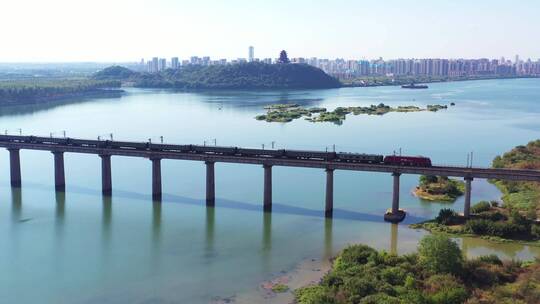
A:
0,79,121,104
96,62,341,90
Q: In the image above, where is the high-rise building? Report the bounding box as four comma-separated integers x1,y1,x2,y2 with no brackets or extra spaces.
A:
248,46,254,62
152,57,159,73
171,57,179,69
159,58,167,71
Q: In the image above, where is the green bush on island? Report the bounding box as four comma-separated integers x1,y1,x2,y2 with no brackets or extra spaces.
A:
414,175,465,201
294,235,540,304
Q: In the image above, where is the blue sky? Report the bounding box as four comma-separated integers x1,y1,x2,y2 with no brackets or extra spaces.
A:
1,0,538,62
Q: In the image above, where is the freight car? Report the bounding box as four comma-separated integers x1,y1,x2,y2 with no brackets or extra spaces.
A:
383,155,432,167
336,153,384,163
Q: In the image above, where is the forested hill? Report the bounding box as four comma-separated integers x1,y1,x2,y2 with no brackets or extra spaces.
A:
93,63,342,89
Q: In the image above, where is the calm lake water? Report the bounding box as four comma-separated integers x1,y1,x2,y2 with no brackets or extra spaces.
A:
1,78,540,303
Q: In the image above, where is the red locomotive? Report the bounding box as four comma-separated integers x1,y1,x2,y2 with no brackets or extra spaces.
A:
383,155,432,167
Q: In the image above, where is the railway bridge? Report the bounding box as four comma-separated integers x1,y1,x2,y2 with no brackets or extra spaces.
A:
2,135,540,222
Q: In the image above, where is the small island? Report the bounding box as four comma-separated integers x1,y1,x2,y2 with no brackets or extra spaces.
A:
255,103,449,124
411,140,540,245
414,175,465,202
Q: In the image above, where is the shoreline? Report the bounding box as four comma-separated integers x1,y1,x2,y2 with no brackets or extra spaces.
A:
410,220,540,248
341,75,540,88
0,89,124,106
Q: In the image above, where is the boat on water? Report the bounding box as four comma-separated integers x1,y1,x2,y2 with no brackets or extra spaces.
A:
401,83,428,89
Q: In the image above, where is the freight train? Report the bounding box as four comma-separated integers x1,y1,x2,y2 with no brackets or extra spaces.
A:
0,135,432,167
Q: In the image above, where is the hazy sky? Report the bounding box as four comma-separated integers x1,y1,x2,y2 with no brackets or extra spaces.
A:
1,0,538,62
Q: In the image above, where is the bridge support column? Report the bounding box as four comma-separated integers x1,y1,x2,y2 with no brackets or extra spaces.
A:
52,151,65,191
384,172,405,223
100,154,112,195
151,157,162,201
263,164,272,212
325,168,334,217
206,161,215,206
8,148,21,187
464,177,473,218
392,172,400,214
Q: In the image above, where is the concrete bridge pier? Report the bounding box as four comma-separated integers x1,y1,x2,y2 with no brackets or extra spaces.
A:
151,157,162,201
8,148,21,187
263,164,272,212
52,151,65,191
464,177,473,218
325,168,334,217
100,154,112,195
206,161,215,206
384,172,405,222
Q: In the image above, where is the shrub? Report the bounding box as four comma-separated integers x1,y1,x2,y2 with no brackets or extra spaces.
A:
295,285,337,304
471,201,491,213
531,224,540,239
424,274,468,304
436,208,459,225
358,293,400,304
342,276,377,300
476,211,507,221
418,235,463,275
465,219,492,235
380,267,407,285
334,244,379,270
478,255,503,266
490,200,499,207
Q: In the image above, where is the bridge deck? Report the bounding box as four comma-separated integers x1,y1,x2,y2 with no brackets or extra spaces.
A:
1,136,539,182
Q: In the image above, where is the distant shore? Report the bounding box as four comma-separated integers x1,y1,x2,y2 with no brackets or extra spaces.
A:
341,75,540,88
0,89,124,106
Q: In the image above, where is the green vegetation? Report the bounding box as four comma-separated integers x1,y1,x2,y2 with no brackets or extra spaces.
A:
92,62,341,90
294,235,540,304
412,140,540,245
411,202,540,244
414,175,465,202
256,103,449,124
271,283,289,293
92,65,137,80
492,140,540,217
0,79,122,105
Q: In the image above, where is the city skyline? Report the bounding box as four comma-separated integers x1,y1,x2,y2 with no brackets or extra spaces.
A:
1,0,540,62
140,52,540,78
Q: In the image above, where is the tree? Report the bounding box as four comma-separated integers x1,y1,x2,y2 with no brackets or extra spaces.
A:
418,235,463,275
278,50,290,64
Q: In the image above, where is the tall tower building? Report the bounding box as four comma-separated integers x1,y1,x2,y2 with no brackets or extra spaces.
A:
159,58,167,71
248,46,254,62
152,57,159,73
171,57,179,69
